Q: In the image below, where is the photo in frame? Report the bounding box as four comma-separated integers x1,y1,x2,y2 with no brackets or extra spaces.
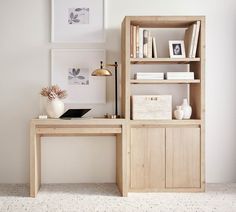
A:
169,40,186,58
51,0,105,43
51,49,106,103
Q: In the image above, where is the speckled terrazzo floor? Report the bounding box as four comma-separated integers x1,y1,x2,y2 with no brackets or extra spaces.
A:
0,184,236,212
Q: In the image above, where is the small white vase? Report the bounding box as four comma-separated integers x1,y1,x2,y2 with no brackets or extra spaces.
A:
174,106,184,120
46,98,64,118
181,98,192,119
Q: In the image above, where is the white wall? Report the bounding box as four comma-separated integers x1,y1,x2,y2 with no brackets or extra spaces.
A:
0,0,236,183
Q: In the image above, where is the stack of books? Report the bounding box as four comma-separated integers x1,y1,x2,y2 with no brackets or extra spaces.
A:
184,21,200,58
165,72,194,80
135,72,164,80
130,26,157,59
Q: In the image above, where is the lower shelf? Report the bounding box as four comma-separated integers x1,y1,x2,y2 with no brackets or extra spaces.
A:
129,119,201,126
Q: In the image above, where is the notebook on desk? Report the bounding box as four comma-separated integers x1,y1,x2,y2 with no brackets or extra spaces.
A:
60,109,91,119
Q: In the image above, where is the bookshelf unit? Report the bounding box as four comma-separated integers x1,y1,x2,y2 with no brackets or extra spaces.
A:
121,16,205,193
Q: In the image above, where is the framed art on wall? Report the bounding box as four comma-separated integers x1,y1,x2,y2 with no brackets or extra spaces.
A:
51,49,106,103
51,0,105,43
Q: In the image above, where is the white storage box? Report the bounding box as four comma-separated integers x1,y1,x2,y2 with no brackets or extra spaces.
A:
131,95,172,120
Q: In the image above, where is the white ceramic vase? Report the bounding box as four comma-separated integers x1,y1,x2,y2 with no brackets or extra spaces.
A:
174,106,184,120
46,98,64,118
181,98,192,119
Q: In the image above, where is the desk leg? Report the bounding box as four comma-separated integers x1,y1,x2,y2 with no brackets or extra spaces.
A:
30,124,41,197
116,125,128,197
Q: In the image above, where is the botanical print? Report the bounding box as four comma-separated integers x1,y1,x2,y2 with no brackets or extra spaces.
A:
68,8,89,24
172,44,182,55
68,68,89,85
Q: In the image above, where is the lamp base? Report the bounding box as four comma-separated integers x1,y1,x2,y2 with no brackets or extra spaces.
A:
104,113,120,119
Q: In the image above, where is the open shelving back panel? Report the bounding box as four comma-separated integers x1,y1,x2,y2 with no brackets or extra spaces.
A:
121,16,204,121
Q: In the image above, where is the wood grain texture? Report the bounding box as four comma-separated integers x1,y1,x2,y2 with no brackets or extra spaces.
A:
130,128,165,189
166,128,201,188
30,122,41,197
130,58,200,64
122,16,205,193
30,119,126,197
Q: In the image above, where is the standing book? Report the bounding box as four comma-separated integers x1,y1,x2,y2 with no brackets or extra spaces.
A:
152,37,157,58
192,21,201,58
184,24,196,58
138,28,144,58
133,25,137,58
136,25,139,57
143,30,149,58
147,35,152,58
130,25,134,58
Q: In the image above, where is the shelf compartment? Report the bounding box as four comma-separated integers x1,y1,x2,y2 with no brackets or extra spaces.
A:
130,58,200,64
130,119,202,126
130,79,200,84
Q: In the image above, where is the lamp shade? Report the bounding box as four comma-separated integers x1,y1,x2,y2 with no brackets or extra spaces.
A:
91,68,112,76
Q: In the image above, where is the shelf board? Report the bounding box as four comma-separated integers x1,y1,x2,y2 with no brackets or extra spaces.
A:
130,119,202,125
130,58,200,64
130,79,200,84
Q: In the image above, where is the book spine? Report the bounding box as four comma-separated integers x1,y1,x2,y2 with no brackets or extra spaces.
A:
147,35,152,58
130,25,133,58
152,37,157,58
133,26,137,58
192,21,201,58
143,30,149,58
138,28,144,58
136,25,139,57
190,24,197,57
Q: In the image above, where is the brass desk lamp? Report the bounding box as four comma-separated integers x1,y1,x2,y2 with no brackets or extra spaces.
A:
92,61,118,117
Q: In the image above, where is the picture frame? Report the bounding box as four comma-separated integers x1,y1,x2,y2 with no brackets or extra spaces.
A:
169,40,186,58
51,0,105,43
51,49,106,104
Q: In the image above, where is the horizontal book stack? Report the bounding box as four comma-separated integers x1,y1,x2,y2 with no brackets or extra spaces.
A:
135,72,164,80
130,25,157,58
165,72,194,80
184,21,201,58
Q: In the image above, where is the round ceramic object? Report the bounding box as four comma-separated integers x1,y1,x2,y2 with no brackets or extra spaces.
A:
46,98,64,118
174,106,184,120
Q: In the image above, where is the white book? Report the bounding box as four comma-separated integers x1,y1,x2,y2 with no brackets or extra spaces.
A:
136,25,139,57
184,24,196,58
166,72,194,80
135,76,164,79
136,72,164,76
147,36,152,58
135,73,164,80
192,21,201,58
143,30,149,58
152,37,157,58
138,28,144,58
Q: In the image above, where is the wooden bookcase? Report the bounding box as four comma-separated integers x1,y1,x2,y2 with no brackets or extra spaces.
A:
121,16,205,192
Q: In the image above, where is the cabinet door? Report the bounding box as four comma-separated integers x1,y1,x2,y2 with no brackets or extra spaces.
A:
130,127,165,189
166,128,201,188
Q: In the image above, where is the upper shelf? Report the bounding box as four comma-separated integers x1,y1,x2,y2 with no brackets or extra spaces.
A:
126,16,205,28
130,58,200,64
130,79,200,84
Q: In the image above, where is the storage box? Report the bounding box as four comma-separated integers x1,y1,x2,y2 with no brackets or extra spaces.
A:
131,95,172,120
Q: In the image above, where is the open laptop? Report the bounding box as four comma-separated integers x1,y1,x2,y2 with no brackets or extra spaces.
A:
60,109,91,119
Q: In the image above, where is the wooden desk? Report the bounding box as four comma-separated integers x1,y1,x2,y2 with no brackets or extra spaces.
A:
30,118,127,197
